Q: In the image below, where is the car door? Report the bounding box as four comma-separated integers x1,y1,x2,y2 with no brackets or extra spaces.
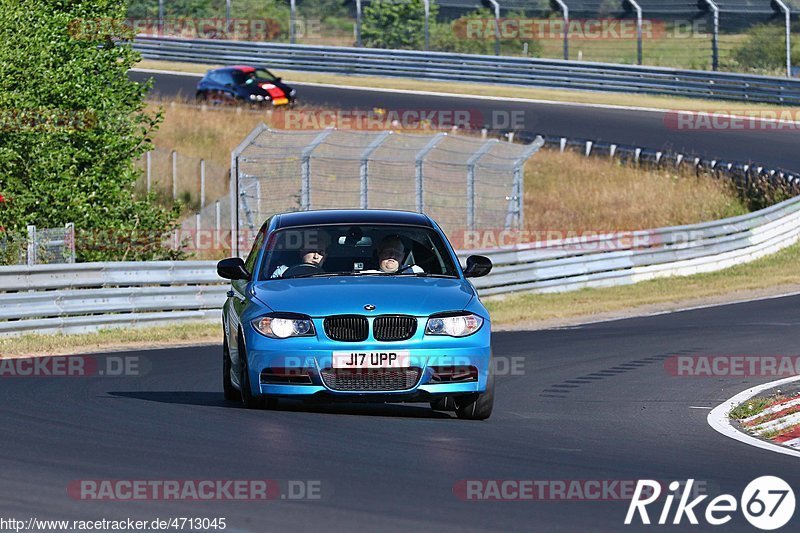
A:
207,70,238,104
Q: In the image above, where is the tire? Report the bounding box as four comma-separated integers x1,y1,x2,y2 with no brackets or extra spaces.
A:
238,331,276,410
455,368,494,420
222,338,238,402
430,396,455,411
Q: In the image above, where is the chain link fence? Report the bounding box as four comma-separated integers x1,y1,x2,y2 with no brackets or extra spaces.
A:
125,0,799,74
230,125,543,255
0,224,75,266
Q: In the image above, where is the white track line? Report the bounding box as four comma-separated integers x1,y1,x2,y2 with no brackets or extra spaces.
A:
129,68,800,125
707,375,800,458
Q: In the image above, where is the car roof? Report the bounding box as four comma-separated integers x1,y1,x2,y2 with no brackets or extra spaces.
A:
209,66,262,73
273,209,434,229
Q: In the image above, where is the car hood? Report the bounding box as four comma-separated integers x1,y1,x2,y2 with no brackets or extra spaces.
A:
251,276,475,317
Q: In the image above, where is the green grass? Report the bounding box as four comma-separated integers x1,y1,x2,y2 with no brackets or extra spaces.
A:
729,393,785,421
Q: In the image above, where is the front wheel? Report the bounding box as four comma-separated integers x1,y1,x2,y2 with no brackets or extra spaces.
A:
455,368,494,420
222,338,238,401
238,331,277,410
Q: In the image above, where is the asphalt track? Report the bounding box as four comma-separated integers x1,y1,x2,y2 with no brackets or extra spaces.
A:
2,295,800,531
130,70,800,170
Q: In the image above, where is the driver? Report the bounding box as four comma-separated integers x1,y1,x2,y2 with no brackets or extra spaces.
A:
376,235,424,274
271,232,330,278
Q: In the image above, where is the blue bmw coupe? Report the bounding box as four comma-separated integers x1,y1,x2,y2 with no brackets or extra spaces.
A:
217,209,494,419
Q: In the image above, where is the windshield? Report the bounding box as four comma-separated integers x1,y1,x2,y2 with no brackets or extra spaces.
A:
259,224,459,280
236,68,279,85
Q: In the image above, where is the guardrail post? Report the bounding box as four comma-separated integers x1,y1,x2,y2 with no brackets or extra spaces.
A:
171,150,178,201
774,0,792,77
215,200,221,251
355,0,362,46
359,131,391,209
301,128,335,210
290,0,296,44
145,151,152,193
467,139,498,231
65,223,75,263
554,0,569,60
26,225,36,266
158,0,164,35
200,159,206,209
628,0,643,65
423,0,430,50
195,213,202,249
702,0,719,71
487,0,501,56
415,133,446,213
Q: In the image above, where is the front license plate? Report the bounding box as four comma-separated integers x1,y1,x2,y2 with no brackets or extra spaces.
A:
332,351,410,369
272,97,289,105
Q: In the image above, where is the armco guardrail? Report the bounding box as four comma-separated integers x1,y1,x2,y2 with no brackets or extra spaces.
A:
2,193,800,335
0,261,226,336
133,37,800,105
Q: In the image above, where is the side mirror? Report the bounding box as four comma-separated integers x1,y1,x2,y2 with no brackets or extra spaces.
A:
217,257,250,280
463,255,492,278
276,77,282,82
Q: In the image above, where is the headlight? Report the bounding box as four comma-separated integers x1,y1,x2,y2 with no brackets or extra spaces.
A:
289,88,296,97
252,316,315,339
425,313,483,337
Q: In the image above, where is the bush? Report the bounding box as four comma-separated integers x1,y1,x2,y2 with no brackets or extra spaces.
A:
362,0,433,50
0,0,182,263
731,23,798,72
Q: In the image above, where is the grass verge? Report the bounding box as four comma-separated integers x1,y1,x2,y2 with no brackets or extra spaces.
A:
0,322,219,358
485,238,800,326
729,393,786,421
135,59,796,114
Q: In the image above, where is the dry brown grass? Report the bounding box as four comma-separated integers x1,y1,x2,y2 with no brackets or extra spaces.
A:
144,100,745,242
523,149,746,232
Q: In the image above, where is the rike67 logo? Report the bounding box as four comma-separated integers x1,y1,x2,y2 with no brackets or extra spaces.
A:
625,477,795,530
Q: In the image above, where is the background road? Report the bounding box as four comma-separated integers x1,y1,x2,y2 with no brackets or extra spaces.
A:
131,70,800,171
3,295,800,531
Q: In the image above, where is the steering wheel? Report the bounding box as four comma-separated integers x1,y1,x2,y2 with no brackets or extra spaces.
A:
281,263,322,278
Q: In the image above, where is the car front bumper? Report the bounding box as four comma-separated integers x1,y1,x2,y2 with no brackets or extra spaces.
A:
244,322,491,400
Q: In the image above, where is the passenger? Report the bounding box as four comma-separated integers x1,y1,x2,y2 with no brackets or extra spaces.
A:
376,235,424,274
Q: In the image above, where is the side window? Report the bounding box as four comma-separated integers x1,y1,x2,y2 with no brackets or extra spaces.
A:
244,227,267,278
209,71,233,85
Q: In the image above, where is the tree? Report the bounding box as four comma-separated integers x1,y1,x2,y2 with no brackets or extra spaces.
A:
362,0,435,50
0,0,181,262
